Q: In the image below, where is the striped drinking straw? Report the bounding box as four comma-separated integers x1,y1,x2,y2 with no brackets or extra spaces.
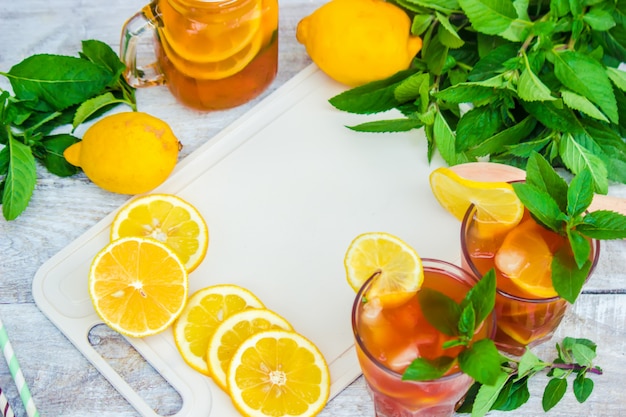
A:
0,318,39,417
0,386,15,417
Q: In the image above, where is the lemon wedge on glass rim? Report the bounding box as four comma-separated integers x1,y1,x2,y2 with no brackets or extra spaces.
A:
344,232,423,307
429,166,524,228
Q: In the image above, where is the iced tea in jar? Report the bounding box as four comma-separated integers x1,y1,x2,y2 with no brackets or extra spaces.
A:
121,0,278,111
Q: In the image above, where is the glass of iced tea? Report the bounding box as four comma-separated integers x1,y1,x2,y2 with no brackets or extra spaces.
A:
461,204,600,356
351,258,493,417
121,0,278,111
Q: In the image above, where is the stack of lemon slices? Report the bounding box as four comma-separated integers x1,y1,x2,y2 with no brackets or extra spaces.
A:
160,0,275,80
173,284,330,417
87,193,330,417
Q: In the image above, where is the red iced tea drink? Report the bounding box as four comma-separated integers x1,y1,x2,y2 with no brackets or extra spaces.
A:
461,205,599,356
352,259,492,417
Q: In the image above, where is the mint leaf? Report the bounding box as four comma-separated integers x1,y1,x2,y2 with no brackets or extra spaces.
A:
457,0,518,37
34,134,80,177
571,343,597,367
567,168,594,217
561,89,610,122
551,247,592,303
518,52,555,101
469,372,510,417
402,355,455,381
462,268,496,326
459,339,502,385
458,303,477,338
434,110,461,165
553,50,618,124
493,377,530,411
573,373,594,403
419,287,461,336
577,210,626,239
559,133,609,194
566,229,592,269
524,151,569,211
2,135,37,220
329,68,419,114
347,118,423,133
2,54,112,111
72,92,129,129
518,349,549,378
512,182,563,232
542,377,568,411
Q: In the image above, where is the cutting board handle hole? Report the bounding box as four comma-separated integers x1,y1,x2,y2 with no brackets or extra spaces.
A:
88,324,183,416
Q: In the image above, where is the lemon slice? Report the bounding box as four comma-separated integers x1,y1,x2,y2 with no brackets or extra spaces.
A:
173,285,264,375
160,32,264,80
110,194,209,273
207,308,293,391
160,0,263,63
89,237,188,338
429,167,524,226
227,329,330,417
495,220,557,298
344,232,423,307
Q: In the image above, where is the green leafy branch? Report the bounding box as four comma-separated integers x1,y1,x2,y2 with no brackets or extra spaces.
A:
458,337,603,416
329,0,626,193
0,40,136,221
514,152,626,303
402,269,503,386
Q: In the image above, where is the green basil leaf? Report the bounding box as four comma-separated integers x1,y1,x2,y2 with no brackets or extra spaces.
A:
459,339,503,386
577,210,626,239
2,54,112,111
418,287,461,336
542,378,568,411
402,355,455,381
551,247,591,304
573,374,594,403
2,136,37,220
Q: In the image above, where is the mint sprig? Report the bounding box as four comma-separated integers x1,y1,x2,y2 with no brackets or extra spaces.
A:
402,269,504,386
513,152,626,303
0,40,137,220
329,0,626,193
458,338,603,416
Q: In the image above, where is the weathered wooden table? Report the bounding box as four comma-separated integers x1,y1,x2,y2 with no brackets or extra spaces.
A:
1,1,625,416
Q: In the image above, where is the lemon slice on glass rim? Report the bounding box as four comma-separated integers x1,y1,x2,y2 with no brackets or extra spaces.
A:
344,232,423,307
429,166,524,231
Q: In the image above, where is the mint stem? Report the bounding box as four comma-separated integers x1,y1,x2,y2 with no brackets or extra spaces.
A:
551,363,603,375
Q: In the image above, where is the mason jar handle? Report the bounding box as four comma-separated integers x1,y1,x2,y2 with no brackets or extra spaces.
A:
120,4,165,88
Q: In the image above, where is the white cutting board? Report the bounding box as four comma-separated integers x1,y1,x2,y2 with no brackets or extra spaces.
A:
32,64,460,416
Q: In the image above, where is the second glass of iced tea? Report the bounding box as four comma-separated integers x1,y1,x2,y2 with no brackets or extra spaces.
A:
352,258,493,417
461,204,600,356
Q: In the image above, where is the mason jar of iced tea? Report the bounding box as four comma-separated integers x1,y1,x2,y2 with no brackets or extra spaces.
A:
121,0,278,111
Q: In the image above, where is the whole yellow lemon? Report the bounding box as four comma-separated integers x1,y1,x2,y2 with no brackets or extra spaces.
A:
296,0,422,87
64,112,181,195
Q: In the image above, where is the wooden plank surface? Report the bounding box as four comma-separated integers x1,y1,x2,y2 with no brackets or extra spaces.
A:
1,1,625,416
